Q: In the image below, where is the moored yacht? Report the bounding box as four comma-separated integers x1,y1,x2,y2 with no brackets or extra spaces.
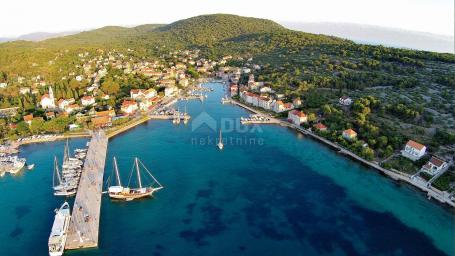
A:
108,157,163,201
48,201,71,256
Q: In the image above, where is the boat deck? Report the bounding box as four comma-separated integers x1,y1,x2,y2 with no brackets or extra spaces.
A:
65,131,108,249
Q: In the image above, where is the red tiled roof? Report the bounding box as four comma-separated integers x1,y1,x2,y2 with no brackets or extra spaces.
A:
23,114,33,122
122,100,137,107
429,156,445,167
406,140,425,150
314,123,327,130
344,129,357,136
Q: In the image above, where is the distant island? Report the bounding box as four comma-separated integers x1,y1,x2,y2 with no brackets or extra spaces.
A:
282,22,454,54
0,14,454,198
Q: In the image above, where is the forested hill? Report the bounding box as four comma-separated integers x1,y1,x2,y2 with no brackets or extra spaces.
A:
156,14,286,45
0,14,454,88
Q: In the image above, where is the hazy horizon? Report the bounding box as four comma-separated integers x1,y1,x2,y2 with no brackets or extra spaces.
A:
1,19,453,54
0,0,453,38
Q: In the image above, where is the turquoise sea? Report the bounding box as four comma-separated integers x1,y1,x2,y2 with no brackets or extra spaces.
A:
0,82,454,256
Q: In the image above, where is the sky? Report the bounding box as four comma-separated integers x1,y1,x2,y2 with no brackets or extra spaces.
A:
0,0,453,38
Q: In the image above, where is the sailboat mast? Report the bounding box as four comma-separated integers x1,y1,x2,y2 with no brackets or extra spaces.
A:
219,129,222,142
53,156,56,187
114,157,122,187
63,139,69,163
54,156,62,186
135,158,142,188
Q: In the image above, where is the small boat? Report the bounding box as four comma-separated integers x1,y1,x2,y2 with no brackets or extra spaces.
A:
217,129,224,150
48,201,71,256
183,104,190,125
108,157,163,201
27,164,35,170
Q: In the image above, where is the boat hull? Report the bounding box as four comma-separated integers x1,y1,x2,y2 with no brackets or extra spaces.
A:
109,190,154,201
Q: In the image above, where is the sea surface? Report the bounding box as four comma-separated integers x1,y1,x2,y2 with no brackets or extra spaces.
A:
0,82,454,256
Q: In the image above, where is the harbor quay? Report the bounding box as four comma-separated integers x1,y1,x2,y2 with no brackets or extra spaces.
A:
65,131,108,249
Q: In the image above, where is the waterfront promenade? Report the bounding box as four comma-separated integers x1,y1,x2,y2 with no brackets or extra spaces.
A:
230,99,455,208
65,131,108,249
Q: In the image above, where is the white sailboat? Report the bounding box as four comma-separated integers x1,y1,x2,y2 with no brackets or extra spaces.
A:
52,140,81,197
108,157,163,201
183,104,190,125
217,129,224,150
48,201,71,256
53,156,77,196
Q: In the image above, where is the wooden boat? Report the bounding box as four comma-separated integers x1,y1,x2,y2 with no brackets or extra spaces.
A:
108,157,163,201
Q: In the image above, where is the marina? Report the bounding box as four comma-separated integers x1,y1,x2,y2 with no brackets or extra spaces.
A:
0,82,453,256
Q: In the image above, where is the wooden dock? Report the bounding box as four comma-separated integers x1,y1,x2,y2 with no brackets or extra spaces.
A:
65,131,108,249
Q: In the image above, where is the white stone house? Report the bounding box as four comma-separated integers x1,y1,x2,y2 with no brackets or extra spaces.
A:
288,110,308,126
339,96,353,106
420,156,449,175
81,96,96,106
401,140,426,161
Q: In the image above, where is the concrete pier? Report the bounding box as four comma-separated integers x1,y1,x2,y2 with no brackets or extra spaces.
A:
65,131,108,249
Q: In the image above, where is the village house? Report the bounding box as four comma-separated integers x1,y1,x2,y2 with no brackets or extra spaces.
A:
0,82,7,88
121,100,138,114
58,98,75,110
19,87,30,94
139,98,156,111
260,86,272,93
314,123,328,132
159,79,176,87
401,140,426,161
229,84,238,96
95,109,116,118
420,156,449,176
91,116,112,128
81,95,96,106
339,96,353,106
342,129,357,140
288,110,308,126
273,101,293,113
130,89,146,99
144,88,157,99
179,78,189,87
293,98,302,107
23,114,33,126
258,96,273,110
65,104,81,114
45,111,55,120
164,86,177,97
68,124,80,131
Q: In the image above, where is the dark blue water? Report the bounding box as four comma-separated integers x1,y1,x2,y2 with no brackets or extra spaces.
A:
0,82,454,256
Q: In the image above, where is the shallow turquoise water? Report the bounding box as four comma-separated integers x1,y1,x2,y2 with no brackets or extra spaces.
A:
0,82,454,256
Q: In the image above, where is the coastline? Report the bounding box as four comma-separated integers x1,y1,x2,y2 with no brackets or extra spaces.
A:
17,133,91,146
229,98,455,209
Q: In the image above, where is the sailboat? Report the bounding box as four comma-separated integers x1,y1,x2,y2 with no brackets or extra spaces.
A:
217,129,224,150
172,108,180,125
53,156,76,196
108,157,163,201
52,140,81,197
183,104,190,125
